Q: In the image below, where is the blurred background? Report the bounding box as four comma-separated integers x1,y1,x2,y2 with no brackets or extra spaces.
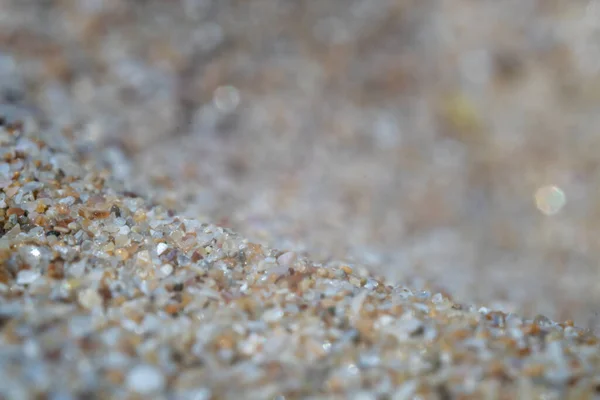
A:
2,0,600,328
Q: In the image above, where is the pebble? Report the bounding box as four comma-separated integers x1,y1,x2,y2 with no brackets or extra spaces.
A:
160,264,174,277
277,251,297,266
16,270,40,285
77,288,102,309
126,365,166,394
156,242,168,256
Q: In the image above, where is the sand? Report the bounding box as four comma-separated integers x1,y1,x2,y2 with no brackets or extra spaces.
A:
2,0,600,397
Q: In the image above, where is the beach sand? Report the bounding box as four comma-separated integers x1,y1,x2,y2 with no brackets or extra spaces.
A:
2,0,600,397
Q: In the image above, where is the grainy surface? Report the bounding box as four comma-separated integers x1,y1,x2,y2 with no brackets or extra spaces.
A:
0,120,600,399
2,0,600,397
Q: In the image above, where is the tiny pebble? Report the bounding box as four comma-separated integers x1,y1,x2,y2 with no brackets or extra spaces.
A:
160,264,174,277
78,288,103,309
126,365,166,394
16,270,40,285
277,251,297,266
157,242,168,256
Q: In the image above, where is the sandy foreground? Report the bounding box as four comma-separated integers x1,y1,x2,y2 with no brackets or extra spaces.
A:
2,0,600,398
